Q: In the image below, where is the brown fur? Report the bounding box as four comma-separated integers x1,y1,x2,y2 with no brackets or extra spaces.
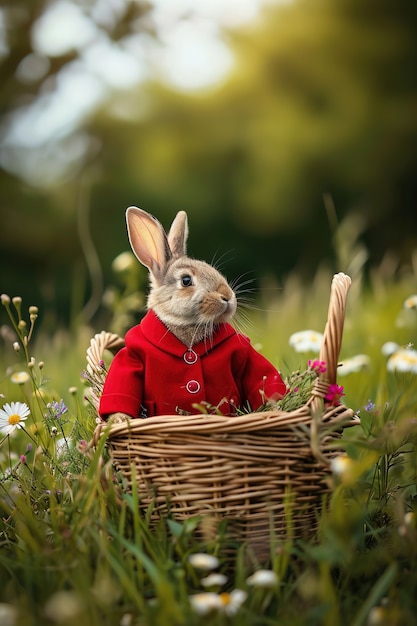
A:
126,208,237,348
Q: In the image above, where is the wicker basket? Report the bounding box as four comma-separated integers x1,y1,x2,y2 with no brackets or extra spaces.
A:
87,272,358,557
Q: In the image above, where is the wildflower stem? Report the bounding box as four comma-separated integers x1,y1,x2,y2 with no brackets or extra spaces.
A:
27,323,35,343
1,298,21,340
21,427,40,449
0,433,10,453
7,434,11,472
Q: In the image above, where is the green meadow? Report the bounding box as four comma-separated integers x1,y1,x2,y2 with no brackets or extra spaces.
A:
1,252,417,626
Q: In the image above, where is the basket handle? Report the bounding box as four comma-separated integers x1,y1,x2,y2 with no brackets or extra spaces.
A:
85,331,124,412
318,272,351,386
86,331,124,377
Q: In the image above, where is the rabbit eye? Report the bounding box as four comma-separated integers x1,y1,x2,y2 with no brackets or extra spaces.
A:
181,275,193,287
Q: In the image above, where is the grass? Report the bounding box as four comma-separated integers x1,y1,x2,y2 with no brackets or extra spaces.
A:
0,259,417,626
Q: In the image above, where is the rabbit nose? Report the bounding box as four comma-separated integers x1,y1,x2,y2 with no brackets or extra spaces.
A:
218,284,233,302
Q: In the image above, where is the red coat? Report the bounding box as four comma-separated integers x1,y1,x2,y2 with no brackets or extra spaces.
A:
99,310,287,418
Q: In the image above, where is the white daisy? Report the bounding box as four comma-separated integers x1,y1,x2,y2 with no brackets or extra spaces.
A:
387,348,417,374
0,402,30,434
404,295,417,310
188,553,219,571
289,330,323,353
10,371,30,384
220,589,247,616
330,455,353,476
201,573,228,587
189,589,247,616
381,341,400,356
112,251,136,274
246,569,279,587
189,592,222,615
338,354,370,376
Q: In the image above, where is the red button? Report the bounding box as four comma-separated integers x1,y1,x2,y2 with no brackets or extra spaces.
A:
186,380,201,394
183,349,198,364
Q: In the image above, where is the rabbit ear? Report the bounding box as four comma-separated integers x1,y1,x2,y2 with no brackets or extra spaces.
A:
126,207,171,281
167,210,188,259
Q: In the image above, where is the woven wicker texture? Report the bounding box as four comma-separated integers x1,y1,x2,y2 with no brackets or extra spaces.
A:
86,331,125,411
89,272,358,556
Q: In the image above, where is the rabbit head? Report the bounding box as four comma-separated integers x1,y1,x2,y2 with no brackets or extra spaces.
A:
126,207,237,347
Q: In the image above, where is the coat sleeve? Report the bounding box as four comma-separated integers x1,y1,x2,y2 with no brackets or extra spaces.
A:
98,341,144,419
240,344,287,411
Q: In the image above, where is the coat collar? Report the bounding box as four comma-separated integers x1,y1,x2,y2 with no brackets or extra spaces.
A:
140,310,238,357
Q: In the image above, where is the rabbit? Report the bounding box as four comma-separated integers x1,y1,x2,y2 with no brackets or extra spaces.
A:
99,207,287,422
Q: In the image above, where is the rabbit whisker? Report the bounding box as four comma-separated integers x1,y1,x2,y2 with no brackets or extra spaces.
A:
230,273,256,293
233,310,259,337
210,249,235,272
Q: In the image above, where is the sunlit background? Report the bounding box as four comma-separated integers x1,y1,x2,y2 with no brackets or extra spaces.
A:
1,0,265,185
1,0,416,326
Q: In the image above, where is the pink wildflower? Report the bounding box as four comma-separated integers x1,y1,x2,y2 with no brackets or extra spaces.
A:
308,359,327,374
77,439,88,454
325,384,345,406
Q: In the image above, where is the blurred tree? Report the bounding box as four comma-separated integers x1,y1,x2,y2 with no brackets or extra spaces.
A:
0,0,152,323
90,0,417,286
1,0,416,324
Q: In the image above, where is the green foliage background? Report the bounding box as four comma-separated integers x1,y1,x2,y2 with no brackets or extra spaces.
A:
1,0,416,327
0,262,417,625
